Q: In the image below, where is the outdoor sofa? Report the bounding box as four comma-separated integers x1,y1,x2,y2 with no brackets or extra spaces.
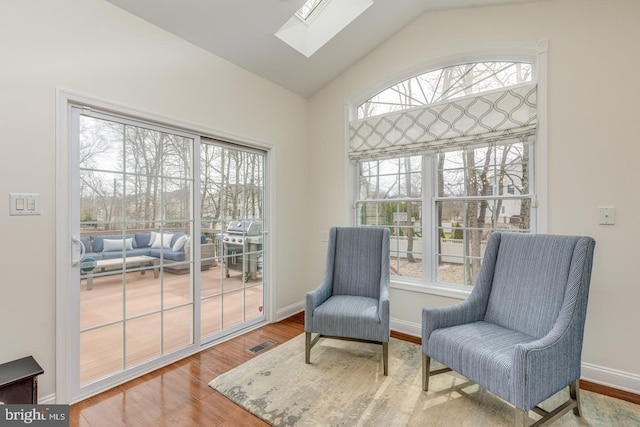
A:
81,231,215,274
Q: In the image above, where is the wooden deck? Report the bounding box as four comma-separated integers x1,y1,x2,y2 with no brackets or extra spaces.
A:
80,263,263,385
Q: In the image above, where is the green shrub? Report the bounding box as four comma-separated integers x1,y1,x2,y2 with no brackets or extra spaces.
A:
452,222,463,240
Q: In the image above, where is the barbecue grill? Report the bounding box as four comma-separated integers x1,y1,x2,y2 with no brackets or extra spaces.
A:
222,220,263,281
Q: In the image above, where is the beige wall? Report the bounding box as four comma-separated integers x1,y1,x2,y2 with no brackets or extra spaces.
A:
2,0,638,401
0,0,308,399
308,0,640,390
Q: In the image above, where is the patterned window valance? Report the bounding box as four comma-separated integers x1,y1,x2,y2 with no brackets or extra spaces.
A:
349,83,537,162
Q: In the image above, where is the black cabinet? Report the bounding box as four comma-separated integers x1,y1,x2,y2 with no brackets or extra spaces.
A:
0,356,44,404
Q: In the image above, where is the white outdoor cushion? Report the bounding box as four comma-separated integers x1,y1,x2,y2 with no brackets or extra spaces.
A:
151,233,174,249
172,235,188,252
103,238,134,252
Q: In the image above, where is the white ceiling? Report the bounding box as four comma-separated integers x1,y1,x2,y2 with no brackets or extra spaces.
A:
104,0,538,98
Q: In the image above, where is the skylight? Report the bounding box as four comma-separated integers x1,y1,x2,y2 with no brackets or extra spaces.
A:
276,0,373,58
295,0,325,21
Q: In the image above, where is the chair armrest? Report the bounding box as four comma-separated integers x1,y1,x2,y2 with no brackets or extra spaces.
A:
306,280,332,308
378,282,390,338
378,240,390,336
304,279,333,331
512,326,582,411
421,296,486,355
511,236,595,411
512,284,592,409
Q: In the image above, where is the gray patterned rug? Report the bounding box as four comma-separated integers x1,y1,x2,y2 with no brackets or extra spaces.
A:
209,334,640,426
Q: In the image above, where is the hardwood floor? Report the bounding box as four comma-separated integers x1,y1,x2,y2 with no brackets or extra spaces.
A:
70,312,640,426
71,312,305,426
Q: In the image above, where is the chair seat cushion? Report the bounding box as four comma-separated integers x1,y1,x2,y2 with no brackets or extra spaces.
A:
310,295,386,342
428,321,536,402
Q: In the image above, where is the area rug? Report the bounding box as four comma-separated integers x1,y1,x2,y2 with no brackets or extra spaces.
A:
209,334,640,426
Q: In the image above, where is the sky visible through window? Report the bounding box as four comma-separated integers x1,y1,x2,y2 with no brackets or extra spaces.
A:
296,0,325,21
358,62,532,119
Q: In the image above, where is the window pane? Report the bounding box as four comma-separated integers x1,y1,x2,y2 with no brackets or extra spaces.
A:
390,210,423,280
296,0,325,20
358,156,421,200
80,323,123,384
357,155,422,280
439,169,464,197
436,198,531,285
79,116,122,172
126,314,161,368
163,178,191,222
124,175,160,224
358,61,533,119
357,201,422,279
125,126,162,176
163,136,191,179
81,171,125,226
358,149,533,285
163,306,193,353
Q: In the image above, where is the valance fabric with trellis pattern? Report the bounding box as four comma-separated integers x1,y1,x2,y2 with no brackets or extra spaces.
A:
349,83,537,162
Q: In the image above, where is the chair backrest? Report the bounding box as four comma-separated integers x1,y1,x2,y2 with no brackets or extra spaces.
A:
331,227,388,299
483,233,594,339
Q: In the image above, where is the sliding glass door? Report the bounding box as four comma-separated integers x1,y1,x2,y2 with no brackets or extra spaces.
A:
199,140,266,341
68,106,268,401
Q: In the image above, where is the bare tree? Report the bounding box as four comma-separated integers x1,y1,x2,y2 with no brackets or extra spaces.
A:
518,144,531,230
201,144,221,222
124,127,164,228
79,117,123,229
404,157,416,263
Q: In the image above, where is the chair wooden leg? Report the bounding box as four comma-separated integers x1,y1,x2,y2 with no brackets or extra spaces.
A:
422,354,430,391
305,332,311,364
382,342,388,376
515,408,529,427
525,380,582,425
570,380,582,417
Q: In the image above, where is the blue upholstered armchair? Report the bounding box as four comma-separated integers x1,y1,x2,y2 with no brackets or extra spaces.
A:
422,233,595,426
305,227,391,375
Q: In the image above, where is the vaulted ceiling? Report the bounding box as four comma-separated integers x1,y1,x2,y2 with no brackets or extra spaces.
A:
104,0,540,98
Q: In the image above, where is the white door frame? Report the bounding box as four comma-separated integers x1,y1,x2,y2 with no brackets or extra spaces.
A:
55,89,275,403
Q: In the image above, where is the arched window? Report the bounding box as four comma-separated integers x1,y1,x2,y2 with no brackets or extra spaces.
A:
351,60,538,288
357,61,533,119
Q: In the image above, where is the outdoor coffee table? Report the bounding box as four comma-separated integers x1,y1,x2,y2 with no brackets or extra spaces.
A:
85,256,158,290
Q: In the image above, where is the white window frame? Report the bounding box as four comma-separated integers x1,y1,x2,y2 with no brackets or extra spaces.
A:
348,42,548,299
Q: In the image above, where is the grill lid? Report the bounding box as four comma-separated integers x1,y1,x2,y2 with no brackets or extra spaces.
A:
226,220,263,236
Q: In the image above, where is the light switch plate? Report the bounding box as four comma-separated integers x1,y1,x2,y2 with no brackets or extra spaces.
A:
598,206,615,225
10,193,41,216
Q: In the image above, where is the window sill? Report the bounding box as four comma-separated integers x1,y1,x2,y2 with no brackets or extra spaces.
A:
390,279,471,301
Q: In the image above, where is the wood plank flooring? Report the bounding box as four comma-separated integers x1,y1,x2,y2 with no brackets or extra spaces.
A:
70,313,305,426
70,312,639,426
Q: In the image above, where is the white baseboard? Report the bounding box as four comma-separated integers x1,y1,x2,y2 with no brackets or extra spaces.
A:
275,301,304,322
38,393,57,404
581,362,640,395
391,318,421,338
